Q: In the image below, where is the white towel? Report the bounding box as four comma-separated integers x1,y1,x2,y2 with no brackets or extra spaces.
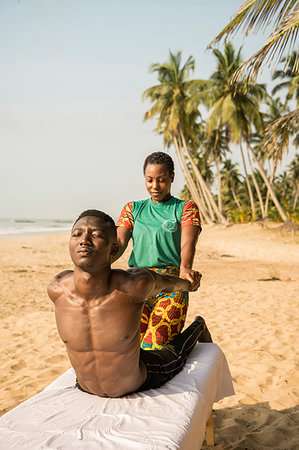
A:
0,343,234,449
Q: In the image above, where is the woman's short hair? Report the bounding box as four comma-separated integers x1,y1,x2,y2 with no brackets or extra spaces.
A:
143,151,174,175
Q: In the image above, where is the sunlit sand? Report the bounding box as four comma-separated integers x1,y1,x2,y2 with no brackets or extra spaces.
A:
1,223,298,449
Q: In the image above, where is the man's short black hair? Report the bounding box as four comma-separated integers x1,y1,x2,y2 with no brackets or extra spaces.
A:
143,151,174,175
73,209,116,238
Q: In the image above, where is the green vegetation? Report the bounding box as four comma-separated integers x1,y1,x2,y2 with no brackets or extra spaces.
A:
142,0,298,225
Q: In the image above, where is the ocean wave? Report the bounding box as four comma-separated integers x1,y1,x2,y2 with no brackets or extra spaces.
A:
0,220,72,238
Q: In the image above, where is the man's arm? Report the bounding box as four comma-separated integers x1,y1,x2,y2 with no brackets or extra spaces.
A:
125,268,191,300
148,269,191,296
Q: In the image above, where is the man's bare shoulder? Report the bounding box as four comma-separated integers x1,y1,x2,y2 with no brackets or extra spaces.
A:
111,268,154,300
47,270,73,302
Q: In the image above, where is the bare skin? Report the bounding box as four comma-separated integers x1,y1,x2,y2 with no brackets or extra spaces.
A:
47,216,192,398
113,163,201,290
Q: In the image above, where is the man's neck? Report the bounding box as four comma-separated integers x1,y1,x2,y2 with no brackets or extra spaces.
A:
73,265,112,300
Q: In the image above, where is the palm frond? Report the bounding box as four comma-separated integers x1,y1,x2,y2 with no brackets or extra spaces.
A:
263,108,299,160
208,0,297,47
142,84,171,101
232,6,299,81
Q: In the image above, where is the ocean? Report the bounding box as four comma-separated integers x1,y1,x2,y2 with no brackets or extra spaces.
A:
0,218,72,239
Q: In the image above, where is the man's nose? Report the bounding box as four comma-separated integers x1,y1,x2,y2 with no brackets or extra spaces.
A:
80,233,92,245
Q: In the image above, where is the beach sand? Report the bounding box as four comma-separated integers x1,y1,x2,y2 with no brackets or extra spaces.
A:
1,223,298,449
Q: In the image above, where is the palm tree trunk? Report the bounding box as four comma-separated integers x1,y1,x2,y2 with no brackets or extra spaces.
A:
178,128,216,218
292,186,299,211
195,178,215,221
173,136,200,204
231,186,242,210
195,172,217,221
179,127,229,225
240,142,256,220
246,146,265,219
265,161,277,217
173,136,214,225
248,145,290,223
215,159,223,213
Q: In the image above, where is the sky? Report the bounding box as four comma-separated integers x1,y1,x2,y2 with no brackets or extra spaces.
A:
0,0,296,220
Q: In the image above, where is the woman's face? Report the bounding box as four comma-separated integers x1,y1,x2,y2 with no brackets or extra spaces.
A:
144,163,174,203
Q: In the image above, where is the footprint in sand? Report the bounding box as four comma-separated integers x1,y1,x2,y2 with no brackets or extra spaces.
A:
11,360,27,370
45,354,64,364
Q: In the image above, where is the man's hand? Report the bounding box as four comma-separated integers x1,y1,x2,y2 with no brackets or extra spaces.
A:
179,267,202,292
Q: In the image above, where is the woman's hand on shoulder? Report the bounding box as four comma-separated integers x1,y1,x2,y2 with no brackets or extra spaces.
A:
179,267,202,292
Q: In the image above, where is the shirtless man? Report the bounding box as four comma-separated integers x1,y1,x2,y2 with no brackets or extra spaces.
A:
48,209,212,398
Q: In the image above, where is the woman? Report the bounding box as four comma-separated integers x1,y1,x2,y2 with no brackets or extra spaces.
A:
115,151,202,350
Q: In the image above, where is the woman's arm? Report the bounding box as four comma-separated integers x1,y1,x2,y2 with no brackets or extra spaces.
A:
180,224,201,291
111,202,134,264
111,226,132,263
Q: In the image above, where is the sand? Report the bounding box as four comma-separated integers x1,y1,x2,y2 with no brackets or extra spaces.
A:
1,223,298,449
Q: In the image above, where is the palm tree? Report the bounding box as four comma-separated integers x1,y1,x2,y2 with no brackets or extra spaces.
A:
221,159,243,212
257,97,290,216
288,154,299,211
246,144,266,218
142,51,228,225
179,150,216,220
203,125,230,213
192,147,217,220
266,52,299,161
208,1,299,218
207,42,291,222
273,52,299,107
208,0,299,80
192,42,268,220
275,171,293,209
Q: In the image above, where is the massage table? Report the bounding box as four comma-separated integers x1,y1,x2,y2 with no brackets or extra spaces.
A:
0,343,234,449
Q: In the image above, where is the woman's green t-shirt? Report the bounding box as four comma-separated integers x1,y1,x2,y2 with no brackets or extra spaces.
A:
128,197,185,268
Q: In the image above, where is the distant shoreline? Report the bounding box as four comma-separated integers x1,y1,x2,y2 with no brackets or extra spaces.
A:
0,218,72,239
0,230,70,240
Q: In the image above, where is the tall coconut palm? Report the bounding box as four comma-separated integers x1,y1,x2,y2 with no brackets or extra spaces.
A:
266,52,299,159
192,42,268,220
288,153,299,211
258,97,290,216
246,144,266,218
208,1,299,210
263,108,299,172
221,159,243,211
208,0,299,80
198,42,290,222
142,50,228,225
191,147,217,220
262,96,290,162
179,149,216,220
275,171,293,209
272,52,299,107
202,125,230,213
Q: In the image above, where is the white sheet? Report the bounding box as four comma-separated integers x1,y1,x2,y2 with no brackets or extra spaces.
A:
0,343,234,449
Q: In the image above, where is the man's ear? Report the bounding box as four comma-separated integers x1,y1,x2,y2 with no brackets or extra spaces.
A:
110,243,119,257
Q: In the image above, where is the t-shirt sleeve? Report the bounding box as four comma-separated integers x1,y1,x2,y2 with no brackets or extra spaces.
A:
181,201,201,231
116,202,134,231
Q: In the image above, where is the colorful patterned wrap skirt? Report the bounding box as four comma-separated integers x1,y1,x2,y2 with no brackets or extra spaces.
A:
140,266,189,350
